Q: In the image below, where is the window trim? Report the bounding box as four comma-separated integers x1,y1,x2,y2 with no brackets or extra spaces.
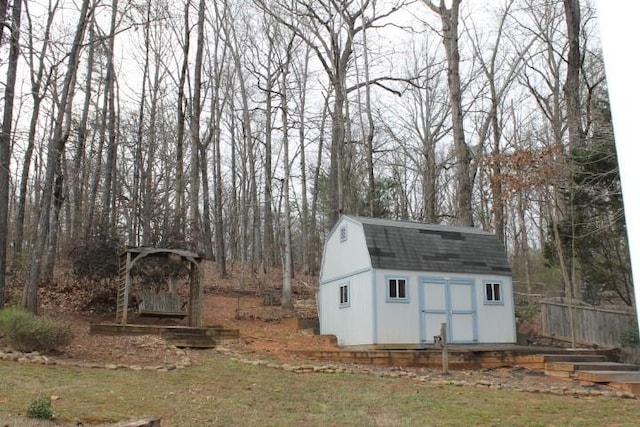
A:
339,283,350,308
483,281,504,305
339,225,348,242
386,276,410,303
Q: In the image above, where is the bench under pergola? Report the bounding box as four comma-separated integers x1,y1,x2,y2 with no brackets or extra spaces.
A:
115,247,203,327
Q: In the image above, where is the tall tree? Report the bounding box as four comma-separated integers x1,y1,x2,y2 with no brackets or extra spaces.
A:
258,0,406,224
12,0,59,271
0,0,23,308
422,0,473,226
468,0,530,241
188,0,207,252
23,0,92,313
280,38,294,310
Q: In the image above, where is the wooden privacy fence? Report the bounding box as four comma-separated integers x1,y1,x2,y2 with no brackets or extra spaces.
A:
541,299,637,347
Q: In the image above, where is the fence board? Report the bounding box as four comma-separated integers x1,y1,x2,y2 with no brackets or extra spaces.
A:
541,301,636,347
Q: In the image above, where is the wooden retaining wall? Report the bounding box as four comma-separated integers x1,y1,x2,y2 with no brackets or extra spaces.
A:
541,300,637,347
292,347,614,370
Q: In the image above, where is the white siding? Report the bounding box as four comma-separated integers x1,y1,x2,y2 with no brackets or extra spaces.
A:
474,275,516,343
373,270,422,344
319,218,372,284
372,270,516,346
319,270,374,346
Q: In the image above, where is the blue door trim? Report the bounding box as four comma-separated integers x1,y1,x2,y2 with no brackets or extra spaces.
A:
419,276,478,344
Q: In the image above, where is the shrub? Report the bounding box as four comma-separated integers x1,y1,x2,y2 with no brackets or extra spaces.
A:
69,235,121,281
0,307,74,353
26,394,53,420
620,318,640,347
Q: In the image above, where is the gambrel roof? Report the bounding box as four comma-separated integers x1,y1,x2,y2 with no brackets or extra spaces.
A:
343,215,512,276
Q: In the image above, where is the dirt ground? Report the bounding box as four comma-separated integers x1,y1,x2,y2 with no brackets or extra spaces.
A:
49,292,338,367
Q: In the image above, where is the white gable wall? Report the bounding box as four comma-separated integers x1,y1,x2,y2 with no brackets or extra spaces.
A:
319,217,375,346
319,218,372,284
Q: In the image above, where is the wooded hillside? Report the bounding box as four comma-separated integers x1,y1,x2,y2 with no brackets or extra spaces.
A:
0,0,632,311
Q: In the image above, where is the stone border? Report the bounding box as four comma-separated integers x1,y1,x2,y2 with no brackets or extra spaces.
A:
0,348,192,372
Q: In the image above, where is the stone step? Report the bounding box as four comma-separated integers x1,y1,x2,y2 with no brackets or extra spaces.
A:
574,370,640,383
545,361,639,373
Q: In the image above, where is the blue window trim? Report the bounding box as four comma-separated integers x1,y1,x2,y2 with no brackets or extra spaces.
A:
385,275,410,303
339,224,348,242
339,282,351,308
482,280,504,305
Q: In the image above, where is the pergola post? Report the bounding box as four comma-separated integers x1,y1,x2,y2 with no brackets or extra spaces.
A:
188,260,203,327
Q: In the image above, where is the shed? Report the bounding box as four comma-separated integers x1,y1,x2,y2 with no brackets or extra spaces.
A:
318,215,515,347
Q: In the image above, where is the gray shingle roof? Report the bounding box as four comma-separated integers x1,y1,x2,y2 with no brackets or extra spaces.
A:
344,215,512,276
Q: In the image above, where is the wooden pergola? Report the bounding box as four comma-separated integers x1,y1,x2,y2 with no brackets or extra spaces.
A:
116,247,203,327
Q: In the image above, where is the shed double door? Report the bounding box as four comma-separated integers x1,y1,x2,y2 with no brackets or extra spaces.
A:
420,278,477,344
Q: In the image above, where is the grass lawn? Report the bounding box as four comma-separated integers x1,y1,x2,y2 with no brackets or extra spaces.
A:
1,355,638,426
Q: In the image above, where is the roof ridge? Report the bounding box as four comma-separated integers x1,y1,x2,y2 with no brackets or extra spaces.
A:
342,215,494,236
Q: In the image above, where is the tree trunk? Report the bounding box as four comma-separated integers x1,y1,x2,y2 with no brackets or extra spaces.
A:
424,0,473,226
297,48,311,273
360,15,376,217
281,53,293,310
174,0,190,242
0,0,23,308
563,0,584,151
262,44,276,268
99,0,119,235
189,0,206,252
71,18,95,244
199,142,214,259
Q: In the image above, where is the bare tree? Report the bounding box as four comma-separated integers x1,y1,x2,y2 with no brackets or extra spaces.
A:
422,0,473,226
0,0,23,308
12,0,60,272
467,0,531,240
188,0,207,252
23,0,93,313
257,0,406,224
280,38,295,310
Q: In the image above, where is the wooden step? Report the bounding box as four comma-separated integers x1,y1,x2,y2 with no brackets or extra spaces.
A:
539,354,608,363
544,369,573,378
608,381,640,395
546,361,639,373
574,370,640,383
163,333,217,348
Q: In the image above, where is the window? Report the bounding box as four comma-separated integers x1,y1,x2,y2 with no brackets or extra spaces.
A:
484,282,503,303
387,278,408,301
339,284,350,307
339,225,348,242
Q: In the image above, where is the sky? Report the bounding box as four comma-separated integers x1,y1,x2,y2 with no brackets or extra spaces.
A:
594,0,640,333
